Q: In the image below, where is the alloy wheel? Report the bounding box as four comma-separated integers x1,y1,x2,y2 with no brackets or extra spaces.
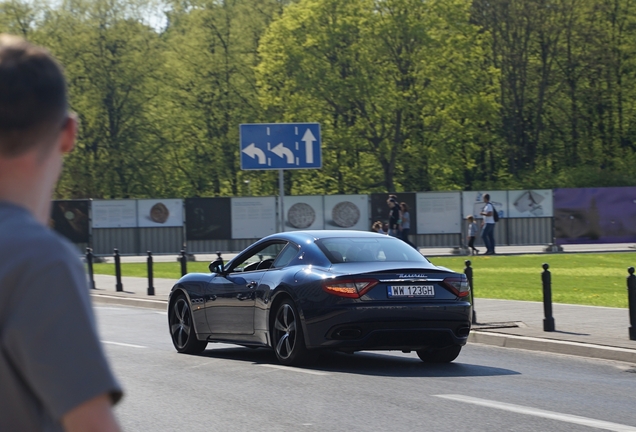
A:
274,303,297,360
171,298,192,350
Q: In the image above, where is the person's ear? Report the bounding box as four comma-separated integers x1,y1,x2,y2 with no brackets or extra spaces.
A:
59,113,77,154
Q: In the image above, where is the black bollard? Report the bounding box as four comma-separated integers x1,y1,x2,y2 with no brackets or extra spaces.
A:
180,249,187,277
114,248,123,292
465,260,476,324
147,251,155,296
627,267,636,340
86,247,95,290
542,263,555,331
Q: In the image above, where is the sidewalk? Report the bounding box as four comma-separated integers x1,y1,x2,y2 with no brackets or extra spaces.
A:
90,271,636,365
94,242,636,264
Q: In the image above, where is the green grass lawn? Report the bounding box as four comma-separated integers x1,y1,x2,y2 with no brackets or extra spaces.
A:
429,253,635,308
92,253,636,308
93,261,211,280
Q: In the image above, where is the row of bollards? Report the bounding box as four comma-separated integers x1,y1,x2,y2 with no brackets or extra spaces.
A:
464,260,636,340
85,247,191,297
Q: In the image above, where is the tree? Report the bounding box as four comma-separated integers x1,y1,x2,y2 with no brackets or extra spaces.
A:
40,0,168,198
257,0,499,193
159,0,290,197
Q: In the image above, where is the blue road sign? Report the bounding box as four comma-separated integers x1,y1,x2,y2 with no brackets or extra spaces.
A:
240,123,321,170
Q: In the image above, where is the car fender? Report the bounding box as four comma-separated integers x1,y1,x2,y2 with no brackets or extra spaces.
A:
267,284,314,349
169,282,209,337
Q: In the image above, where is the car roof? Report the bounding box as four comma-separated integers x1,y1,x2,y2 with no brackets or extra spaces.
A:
267,230,390,242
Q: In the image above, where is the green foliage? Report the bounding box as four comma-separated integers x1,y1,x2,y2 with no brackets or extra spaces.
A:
39,0,168,198
1,0,635,197
159,0,290,198
257,0,500,193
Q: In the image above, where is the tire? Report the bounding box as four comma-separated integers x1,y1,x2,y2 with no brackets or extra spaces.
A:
271,299,310,366
416,345,462,363
169,294,207,354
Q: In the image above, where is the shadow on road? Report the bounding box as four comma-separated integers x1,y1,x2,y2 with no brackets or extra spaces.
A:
199,346,519,378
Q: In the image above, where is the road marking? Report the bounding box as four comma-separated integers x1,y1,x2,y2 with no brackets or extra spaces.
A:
434,395,636,432
102,341,147,349
259,364,328,376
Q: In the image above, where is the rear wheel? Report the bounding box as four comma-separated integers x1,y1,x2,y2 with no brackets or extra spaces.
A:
272,299,310,365
416,345,462,363
169,294,207,354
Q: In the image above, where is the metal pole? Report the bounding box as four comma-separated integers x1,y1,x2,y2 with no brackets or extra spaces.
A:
180,249,187,277
279,169,284,233
114,248,123,292
147,251,155,296
542,263,555,331
86,247,95,290
627,267,636,340
465,260,476,324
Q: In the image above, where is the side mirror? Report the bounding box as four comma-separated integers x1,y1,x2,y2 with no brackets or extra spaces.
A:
209,258,224,274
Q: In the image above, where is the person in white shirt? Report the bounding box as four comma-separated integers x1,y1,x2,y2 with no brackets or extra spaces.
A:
480,194,496,254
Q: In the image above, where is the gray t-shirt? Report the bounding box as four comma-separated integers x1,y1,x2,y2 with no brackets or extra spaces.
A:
0,202,122,431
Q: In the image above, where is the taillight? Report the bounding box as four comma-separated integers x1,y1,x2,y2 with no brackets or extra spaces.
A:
442,276,470,297
322,278,378,298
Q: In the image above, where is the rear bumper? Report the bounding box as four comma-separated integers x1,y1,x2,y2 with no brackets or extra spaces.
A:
302,302,471,351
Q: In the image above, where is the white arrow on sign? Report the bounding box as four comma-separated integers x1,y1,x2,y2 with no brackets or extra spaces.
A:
271,142,295,164
302,129,316,164
242,143,266,164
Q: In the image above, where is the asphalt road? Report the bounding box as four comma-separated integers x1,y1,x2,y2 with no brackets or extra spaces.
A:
97,305,636,432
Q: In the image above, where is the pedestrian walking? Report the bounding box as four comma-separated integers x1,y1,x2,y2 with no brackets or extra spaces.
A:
466,215,479,255
400,202,417,249
480,193,496,254
0,34,122,431
387,194,401,237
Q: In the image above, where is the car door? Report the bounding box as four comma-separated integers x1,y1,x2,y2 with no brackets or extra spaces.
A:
206,272,261,335
205,241,288,335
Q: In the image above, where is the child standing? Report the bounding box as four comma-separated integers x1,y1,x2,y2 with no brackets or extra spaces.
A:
466,215,479,255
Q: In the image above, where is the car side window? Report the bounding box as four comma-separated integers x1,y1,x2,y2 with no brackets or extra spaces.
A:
229,242,288,273
272,243,300,268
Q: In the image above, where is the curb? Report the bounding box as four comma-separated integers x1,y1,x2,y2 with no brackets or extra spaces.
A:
91,294,167,311
469,331,636,364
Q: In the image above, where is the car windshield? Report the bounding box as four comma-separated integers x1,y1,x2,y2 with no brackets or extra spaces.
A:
316,237,428,264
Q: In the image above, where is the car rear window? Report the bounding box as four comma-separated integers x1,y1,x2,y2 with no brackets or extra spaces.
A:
316,237,428,264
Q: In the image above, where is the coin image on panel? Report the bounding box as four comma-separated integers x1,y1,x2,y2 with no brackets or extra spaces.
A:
150,202,170,224
332,201,360,228
287,203,315,228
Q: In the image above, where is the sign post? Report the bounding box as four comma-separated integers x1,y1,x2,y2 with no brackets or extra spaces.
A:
240,123,322,232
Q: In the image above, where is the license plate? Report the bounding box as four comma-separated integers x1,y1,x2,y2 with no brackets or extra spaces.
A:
387,285,435,297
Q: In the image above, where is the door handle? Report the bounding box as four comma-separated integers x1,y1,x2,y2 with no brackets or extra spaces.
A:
247,281,257,289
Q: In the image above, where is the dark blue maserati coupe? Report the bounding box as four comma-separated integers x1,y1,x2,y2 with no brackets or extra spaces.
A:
168,230,472,365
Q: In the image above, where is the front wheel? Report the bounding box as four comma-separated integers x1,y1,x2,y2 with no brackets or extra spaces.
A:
272,299,310,366
169,294,207,354
416,345,462,363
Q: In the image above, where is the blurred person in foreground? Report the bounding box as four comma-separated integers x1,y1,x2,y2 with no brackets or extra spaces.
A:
0,34,122,431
